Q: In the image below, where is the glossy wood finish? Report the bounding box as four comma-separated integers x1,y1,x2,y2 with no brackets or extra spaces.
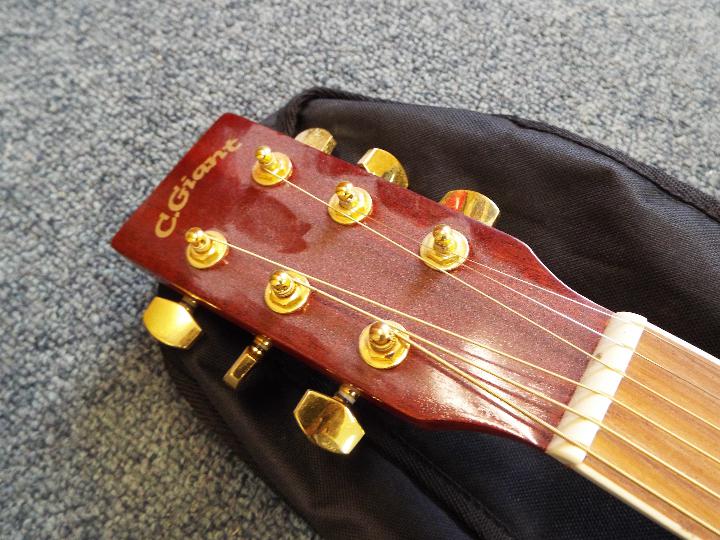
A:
111,114,610,448
584,330,720,538
113,114,720,537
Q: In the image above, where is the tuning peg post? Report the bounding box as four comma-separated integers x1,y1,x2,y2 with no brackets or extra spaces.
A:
185,227,228,269
419,223,470,271
327,180,373,225
252,145,293,186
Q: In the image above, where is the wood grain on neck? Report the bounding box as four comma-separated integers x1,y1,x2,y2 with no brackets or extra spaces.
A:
559,323,720,539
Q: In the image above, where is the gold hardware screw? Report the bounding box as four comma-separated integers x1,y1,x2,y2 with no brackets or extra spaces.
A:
359,319,410,369
336,383,361,404
432,224,456,255
185,227,211,252
419,223,469,271
264,269,311,314
255,145,278,170
269,270,296,298
184,227,228,269
252,145,293,186
368,321,396,353
328,180,372,225
335,181,356,209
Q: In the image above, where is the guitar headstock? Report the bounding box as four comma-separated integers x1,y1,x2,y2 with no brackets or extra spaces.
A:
112,114,609,454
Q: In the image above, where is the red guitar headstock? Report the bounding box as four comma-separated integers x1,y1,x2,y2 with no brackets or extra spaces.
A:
112,114,609,454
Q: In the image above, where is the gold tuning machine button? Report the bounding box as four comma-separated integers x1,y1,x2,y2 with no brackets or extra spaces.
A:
142,296,202,349
357,148,409,189
294,128,337,154
440,190,500,227
294,383,365,455
223,335,272,390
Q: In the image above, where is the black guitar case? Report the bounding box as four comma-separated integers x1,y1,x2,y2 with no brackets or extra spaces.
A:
157,88,720,539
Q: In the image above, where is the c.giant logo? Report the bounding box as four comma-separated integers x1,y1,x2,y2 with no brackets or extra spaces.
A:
154,138,241,238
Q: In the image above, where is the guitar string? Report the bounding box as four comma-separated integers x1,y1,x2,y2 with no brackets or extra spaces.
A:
204,234,720,534
289,277,720,503
209,233,720,465
415,236,720,406
323,187,717,400
411,227,720,399
270,174,720,433
456,254,716,369
343,192,699,359
440,247,711,373
406,339,720,536
296,173,714,382
273,228,720,463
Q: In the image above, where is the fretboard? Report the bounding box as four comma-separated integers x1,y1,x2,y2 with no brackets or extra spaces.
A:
547,314,720,539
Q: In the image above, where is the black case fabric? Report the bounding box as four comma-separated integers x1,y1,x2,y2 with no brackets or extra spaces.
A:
158,88,720,539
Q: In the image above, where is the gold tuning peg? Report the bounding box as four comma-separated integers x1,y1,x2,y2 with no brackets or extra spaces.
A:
142,296,201,349
223,335,272,390
357,148,409,189
439,189,500,227
294,384,365,455
252,145,293,186
294,128,337,154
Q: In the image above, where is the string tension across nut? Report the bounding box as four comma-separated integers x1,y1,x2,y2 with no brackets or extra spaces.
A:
252,145,293,186
327,181,373,225
419,223,469,271
185,227,228,269
264,269,311,314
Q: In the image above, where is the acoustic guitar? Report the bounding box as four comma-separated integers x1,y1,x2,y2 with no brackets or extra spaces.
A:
112,114,720,539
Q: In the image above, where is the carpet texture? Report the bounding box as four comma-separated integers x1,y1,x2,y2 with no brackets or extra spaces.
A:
1,1,718,538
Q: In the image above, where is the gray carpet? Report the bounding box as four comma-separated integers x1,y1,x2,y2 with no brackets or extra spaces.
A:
1,1,718,538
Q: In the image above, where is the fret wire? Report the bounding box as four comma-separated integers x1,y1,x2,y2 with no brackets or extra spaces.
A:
270,173,720,434
402,325,720,502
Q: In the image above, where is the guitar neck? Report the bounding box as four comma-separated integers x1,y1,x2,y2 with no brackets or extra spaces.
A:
547,315,720,538
111,113,720,539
